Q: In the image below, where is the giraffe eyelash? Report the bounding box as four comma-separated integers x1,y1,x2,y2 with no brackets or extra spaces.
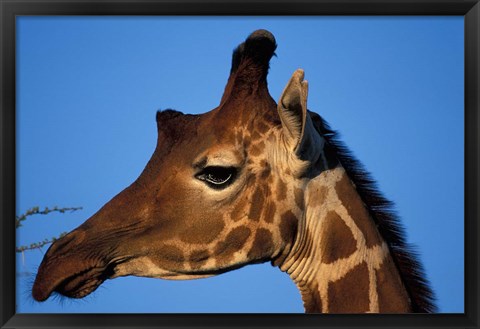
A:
195,166,238,189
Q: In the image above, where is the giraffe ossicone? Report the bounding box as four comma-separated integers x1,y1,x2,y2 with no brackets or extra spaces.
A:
32,29,436,313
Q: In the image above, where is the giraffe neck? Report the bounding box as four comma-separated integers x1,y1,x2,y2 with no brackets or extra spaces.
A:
280,165,411,313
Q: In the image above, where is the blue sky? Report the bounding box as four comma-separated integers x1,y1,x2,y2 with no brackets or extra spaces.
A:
16,16,464,313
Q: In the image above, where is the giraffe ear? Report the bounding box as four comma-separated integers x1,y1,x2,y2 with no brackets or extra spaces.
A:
277,69,322,161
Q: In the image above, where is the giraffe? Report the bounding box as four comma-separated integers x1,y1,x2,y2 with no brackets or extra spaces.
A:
32,29,435,313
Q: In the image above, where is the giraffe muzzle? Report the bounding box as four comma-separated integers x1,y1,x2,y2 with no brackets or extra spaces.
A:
31,228,122,301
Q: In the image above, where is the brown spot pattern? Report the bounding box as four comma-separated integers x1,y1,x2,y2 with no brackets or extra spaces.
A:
249,141,265,157
256,120,270,134
214,226,251,266
247,228,274,260
294,187,304,211
309,186,328,208
328,262,370,313
248,186,265,221
243,135,251,148
251,130,262,141
263,201,276,223
335,174,382,248
231,196,249,222
276,178,287,201
152,245,185,270
259,161,271,179
189,249,210,270
280,211,298,243
179,218,225,244
320,211,357,264
375,255,411,312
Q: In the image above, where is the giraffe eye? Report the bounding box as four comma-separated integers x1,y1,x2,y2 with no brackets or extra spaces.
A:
196,166,237,189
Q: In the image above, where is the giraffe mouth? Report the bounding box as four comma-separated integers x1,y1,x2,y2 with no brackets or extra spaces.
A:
53,265,114,299
32,258,118,301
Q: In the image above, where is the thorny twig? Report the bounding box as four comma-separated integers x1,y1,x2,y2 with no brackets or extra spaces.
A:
16,206,82,228
16,232,68,253
16,206,82,253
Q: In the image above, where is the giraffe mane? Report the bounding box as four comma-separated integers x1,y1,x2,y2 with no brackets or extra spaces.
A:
308,110,437,313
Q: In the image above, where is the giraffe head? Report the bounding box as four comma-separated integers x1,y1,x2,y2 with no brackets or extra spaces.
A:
32,29,324,302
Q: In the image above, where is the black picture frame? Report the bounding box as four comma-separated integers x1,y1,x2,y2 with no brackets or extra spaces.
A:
1,1,478,328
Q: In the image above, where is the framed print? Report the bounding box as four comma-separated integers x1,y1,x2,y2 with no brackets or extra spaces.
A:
1,1,478,329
